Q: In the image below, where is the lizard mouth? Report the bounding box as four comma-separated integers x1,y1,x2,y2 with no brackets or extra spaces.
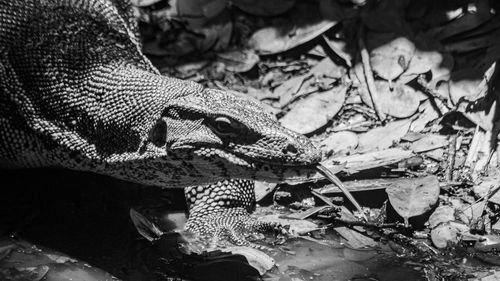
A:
192,146,318,169
185,146,320,183
193,147,255,168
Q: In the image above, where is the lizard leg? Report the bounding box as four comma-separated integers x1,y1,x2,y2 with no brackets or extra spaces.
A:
184,179,285,248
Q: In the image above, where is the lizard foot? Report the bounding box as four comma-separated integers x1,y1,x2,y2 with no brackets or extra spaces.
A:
184,207,287,250
184,179,287,249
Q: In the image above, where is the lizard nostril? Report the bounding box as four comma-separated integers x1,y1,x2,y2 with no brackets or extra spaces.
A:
282,144,298,154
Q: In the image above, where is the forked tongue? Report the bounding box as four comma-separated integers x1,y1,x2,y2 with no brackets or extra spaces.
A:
316,164,367,222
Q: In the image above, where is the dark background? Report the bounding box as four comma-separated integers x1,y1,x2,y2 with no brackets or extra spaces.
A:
0,168,186,279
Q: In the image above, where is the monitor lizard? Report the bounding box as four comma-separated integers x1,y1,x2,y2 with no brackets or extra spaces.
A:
0,0,321,246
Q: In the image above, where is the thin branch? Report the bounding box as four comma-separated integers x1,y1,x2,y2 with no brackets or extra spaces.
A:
329,218,403,229
445,134,458,181
358,25,386,121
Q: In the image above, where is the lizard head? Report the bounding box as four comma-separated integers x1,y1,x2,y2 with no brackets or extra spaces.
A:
154,88,321,184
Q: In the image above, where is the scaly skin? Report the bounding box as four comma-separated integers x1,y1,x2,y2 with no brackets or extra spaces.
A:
185,180,286,248
0,0,321,246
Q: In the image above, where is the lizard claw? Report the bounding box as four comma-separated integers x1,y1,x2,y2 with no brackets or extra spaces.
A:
184,179,289,249
185,207,289,251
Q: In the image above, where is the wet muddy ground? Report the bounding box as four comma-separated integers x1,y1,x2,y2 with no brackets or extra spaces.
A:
0,168,434,281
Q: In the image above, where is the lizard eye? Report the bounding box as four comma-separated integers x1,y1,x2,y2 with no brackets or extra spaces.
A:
212,116,241,137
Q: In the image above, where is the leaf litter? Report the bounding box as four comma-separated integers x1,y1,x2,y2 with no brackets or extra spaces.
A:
7,0,500,280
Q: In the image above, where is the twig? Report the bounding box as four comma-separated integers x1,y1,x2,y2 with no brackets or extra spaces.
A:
316,164,368,221
330,120,373,132
466,184,500,210
421,242,439,255
445,134,458,181
330,218,403,229
358,25,385,121
342,104,379,121
458,185,499,219
416,75,448,113
465,125,481,167
481,149,495,175
388,233,439,257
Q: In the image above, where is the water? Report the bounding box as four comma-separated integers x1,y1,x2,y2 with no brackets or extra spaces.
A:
0,168,494,280
263,233,425,281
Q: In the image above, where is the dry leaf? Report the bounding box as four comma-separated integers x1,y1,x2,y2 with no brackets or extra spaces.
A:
401,132,425,142
320,131,359,156
357,118,412,152
334,226,378,249
475,235,500,252
430,79,451,103
254,181,277,202
450,199,473,225
250,19,336,54
465,101,497,132
449,68,484,105
367,32,416,81
476,270,500,280
335,207,377,248
273,75,308,105
335,148,414,173
309,57,345,78
462,200,487,224
278,57,345,107
410,134,448,153
322,35,353,67
456,63,497,130
400,33,454,83
430,221,469,249
279,85,347,134
425,148,445,161
175,61,210,77
386,176,440,225
409,99,441,133
360,81,424,118
217,49,259,72
473,173,500,205
465,126,497,180
428,205,456,229
249,2,337,54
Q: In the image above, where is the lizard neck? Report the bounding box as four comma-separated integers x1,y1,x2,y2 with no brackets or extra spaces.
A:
75,62,201,157
71,63,220,187
4,60,202,174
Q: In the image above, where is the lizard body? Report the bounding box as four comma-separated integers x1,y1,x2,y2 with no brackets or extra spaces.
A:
0,0,320,246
